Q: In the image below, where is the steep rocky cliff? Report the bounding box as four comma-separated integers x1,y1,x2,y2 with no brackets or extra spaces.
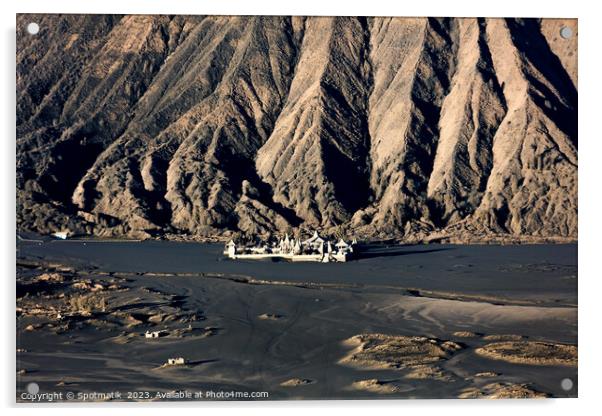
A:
16,15,577,242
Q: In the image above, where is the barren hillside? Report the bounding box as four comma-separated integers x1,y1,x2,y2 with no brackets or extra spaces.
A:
16,15,577,242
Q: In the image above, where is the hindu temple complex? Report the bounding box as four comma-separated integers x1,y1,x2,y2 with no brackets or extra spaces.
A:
223,231,357,262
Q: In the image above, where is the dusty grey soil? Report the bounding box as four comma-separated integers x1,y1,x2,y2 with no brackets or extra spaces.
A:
16,238,577,401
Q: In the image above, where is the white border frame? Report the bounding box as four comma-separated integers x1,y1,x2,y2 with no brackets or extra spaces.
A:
3,1,599,414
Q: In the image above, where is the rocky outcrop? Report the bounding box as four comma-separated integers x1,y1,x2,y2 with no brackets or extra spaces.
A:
16,15,577,241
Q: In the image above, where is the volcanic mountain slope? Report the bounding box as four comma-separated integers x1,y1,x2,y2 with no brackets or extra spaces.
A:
16,15,577,241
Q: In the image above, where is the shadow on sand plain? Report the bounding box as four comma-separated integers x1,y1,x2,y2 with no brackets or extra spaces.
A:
355,246,453,260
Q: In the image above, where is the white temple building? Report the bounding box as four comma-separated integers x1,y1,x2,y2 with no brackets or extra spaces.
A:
223,231,355,262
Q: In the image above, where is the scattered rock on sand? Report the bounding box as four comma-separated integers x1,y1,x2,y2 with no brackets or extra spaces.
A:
37,273,65,282
404,365,454,381
474,372,500,378
453,331,481,338
258,313,284,320
459,382,548,399
482,334,526,341
340,334,463,370
148,314,165,324
71,281,94,291
56,380,78,387
476,341,577,366
111,333,138,344
280,378,315,387
124,315,143,327
350,379,403,394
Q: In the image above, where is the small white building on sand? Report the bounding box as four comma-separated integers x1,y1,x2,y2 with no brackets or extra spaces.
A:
52,230,70,240
223,231,355,263
145,330,167,339
166,357,186,366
